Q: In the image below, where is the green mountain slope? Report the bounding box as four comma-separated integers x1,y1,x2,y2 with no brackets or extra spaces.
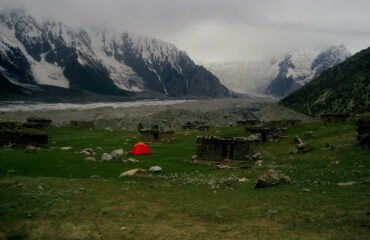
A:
280,46,370,116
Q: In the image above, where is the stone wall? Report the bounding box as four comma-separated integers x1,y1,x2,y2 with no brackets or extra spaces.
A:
27,117,52,127
196,135,261,162
0,128,48,146
70,120,95,129
246,126,287,142
140,129,176,143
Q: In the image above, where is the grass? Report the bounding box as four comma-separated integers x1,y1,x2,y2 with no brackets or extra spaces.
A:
0,121,369,239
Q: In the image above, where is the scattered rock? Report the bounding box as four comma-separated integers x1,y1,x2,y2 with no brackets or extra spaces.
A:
127,158,139,163
26,213,32,219
101,153,113,161
255,169,291,188
338,181,358,186
329,160,339,166
60,146,73,150
292,136,311,153
16,182,24,188
191,155,197,162
325,142,336,150
118,168,146,178
149,166,162,172
252,153,263,160
111,149,126,161
213,165,231,170
303,188,312,192
255,160,263,168
85,157,96,162
96,147,102,150
37,185,44,191
26,145,37,153
80,148,96,155
105,127,112,132
79,187,85,192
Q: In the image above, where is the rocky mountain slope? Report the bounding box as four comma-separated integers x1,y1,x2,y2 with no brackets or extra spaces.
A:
280,46,370,116
265,45,351,97
0,8,229,100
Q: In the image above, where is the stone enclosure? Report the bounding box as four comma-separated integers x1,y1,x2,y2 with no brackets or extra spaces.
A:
0,121,48,146
196,135,261,162
140,129,176,143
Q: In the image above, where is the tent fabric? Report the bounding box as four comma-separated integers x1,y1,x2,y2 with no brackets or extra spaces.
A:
130,142,151,155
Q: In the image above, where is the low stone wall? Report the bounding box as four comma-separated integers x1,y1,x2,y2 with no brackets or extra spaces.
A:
196,135,261,162
246,126,287,142
140,129,176,143
70,120,95,129
27,117,52,127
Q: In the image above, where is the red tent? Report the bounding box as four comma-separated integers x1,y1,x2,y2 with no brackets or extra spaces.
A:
130,142,151,155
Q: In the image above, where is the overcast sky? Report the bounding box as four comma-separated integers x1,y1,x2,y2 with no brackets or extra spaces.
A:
1,0,369,63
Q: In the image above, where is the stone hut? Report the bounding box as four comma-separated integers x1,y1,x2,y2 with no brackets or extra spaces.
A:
245,126,287,142
140,129,176,143
196,135,262,162
356,117,370,147
70,120,95,129
27,117,52,127
320,113,349,124
0,128,48,146
182,123,196,130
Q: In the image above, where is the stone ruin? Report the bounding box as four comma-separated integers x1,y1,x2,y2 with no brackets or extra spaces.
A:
356,117,370,147
197,125,212,132
27,117,52,127
140,129,176,144
196,135,262,162
245,126,287,142
70,120,95,129
0,121,48,146
320,113,349,124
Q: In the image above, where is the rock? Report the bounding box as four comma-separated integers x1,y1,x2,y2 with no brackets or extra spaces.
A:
85,157,96,162
111,149,126,161
16,182,24,188
267,209,278,214
255,169,291,188
149,166,162,172
303,188,312,192
255,160,263,168
96,147,102,150
238,177,248,182
191,155,197,162
27,213,33,219
290,147,299,154
60,146,73,150
90,175,101,180
79,187,85,192
338,181,357,186
127,158,139,163
101,153,113,161
252,153,263,160
325,142,335,150
297,142,311,153
118,168,146,178
26,145,37,153
80,148,95,155
37,185,44,190
105,127,112,132
280,175,291,184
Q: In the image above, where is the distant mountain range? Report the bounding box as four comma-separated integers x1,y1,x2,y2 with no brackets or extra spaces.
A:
206,45,351,98
280,46,370,116
0,8,230,100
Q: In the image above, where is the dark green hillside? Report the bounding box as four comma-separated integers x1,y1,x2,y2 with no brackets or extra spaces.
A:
280,46,370,116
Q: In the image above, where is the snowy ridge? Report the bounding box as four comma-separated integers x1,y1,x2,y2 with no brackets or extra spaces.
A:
0,8,230,98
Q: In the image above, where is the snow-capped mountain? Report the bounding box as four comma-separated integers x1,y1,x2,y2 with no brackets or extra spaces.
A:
0,8,229,99
205,46,351,98
265,45,351,97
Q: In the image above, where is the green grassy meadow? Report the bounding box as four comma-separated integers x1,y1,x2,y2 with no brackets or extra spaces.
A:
0,121,369,239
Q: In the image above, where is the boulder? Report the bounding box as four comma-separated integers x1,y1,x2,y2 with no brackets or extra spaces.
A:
80,148,95,155
101,153,113,161
60,146,73,150
149,166,162,172
127,158,139,163
255,169,291,188
26,145,37,153
85,157,96,162
111,149,126,161
255,160,263,168
118,168,146,178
